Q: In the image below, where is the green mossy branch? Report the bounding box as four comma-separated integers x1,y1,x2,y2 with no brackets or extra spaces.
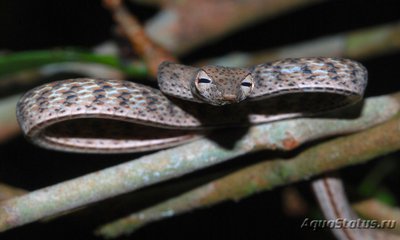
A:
0,49,147,78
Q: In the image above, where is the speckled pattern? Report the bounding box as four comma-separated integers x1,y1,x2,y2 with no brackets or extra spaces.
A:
17,57,368,153
158,62,254,105
158,62,199,101
250,57,367,99
16,78,201,153
158,57,367,103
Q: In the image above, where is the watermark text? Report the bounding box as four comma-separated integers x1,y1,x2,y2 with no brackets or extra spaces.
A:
301,218,396,231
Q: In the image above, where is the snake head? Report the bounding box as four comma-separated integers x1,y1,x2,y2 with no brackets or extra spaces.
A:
192,66,254,106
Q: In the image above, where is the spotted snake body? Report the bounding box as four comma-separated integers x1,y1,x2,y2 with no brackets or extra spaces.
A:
17,57,367,153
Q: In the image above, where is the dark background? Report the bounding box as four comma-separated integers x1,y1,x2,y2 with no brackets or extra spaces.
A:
1,0,399,239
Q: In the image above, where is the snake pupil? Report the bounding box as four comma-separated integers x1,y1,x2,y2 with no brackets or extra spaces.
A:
241,82,252,87
198,78,211,83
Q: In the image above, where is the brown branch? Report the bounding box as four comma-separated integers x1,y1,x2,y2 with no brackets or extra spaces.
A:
199,21,400,67
103,0,177,77
145,0,323,54
353,199,400,234
0,184,26,203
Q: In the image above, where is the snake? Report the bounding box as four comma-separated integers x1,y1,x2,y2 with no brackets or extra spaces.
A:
16,57,375,239
16,57,367,153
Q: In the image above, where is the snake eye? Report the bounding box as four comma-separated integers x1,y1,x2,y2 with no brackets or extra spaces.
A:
194,70,216,103
240,75,254,97
195,70,213,85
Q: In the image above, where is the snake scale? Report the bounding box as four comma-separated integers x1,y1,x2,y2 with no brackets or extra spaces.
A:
17,57,367,153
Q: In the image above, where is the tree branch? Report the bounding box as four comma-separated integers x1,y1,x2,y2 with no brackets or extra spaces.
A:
97,110,400,238
1,93,399,232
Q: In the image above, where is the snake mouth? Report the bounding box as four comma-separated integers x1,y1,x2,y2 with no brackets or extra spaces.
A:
222,94,237,101
197,95,241,106
218,94,240,105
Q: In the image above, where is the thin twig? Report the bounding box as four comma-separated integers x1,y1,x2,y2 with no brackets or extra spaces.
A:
103,0,177,77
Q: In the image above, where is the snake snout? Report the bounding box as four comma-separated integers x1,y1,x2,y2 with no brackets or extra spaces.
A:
222,94,237,102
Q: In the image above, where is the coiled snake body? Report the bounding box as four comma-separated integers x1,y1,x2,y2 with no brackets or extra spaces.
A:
17,57,367,153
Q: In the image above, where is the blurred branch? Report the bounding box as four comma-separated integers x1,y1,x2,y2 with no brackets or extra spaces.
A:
129,0,166,6
0,94,21,142
0,184,26,202
1,5,398,88
1,92,399,232
203,21,400,67
145,0,323,55
353,199,400,234
0,49,147,79
103,0,176,77
0,20,398,86
96,110,400,238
